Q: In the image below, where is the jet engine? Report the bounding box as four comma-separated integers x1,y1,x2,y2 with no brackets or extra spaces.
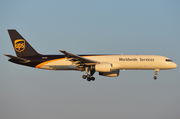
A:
99,70,120,77
95,63,113,72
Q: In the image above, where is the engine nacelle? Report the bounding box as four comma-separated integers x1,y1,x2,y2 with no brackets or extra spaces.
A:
99,70,120,77
95,63,113,72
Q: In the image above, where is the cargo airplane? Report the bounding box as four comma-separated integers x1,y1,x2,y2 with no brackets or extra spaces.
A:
5,30,177,81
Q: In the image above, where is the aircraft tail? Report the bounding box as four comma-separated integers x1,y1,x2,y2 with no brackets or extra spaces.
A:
8,29,40,57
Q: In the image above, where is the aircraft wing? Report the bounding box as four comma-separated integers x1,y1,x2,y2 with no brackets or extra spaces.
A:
59,50,98,66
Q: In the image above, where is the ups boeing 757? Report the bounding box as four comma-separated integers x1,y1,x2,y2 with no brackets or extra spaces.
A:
5,30,177,81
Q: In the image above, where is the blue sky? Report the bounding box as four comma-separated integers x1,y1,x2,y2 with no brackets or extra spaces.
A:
0,0,180,119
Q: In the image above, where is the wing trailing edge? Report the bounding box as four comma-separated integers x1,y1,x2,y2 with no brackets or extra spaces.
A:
59,50,98,65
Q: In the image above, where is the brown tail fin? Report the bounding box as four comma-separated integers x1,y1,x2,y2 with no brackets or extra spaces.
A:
8,29,40,57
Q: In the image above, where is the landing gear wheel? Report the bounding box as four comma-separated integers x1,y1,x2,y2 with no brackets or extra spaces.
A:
87,78,91,82
153,76,157,80
91,77,95,81
87,74,90,78
82,75,87,79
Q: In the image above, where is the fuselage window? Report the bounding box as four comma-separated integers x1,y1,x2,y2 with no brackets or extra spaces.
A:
166,59,173,62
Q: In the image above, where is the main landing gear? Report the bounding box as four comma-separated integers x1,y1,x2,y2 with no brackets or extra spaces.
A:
82,74,95,81
82,67,95,82
153,69,160,80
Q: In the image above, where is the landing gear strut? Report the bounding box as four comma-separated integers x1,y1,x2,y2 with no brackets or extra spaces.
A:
153,69,160,80
82,66,95,82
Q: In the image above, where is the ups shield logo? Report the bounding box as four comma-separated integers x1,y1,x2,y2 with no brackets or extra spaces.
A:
14,39,25,52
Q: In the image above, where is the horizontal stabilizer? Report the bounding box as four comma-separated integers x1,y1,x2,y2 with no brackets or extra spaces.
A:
4,54,31,63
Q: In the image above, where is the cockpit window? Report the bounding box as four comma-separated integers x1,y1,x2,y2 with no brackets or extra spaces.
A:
166,59,173,62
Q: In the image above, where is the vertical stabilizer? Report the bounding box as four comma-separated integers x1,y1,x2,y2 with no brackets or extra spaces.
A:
8,29,40,57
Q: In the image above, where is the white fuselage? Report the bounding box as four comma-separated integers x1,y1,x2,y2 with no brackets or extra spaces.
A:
36,55,177,71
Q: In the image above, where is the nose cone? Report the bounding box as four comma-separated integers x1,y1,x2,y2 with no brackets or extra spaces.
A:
173,63,177,68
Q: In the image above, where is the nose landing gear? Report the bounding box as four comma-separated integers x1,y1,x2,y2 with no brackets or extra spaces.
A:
153,69,160,80
153,76,157,80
